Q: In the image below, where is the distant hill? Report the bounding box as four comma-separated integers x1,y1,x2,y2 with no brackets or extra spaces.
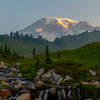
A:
0,30,100,55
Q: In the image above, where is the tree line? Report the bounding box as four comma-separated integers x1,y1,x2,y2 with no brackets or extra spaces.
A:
0,44,23,58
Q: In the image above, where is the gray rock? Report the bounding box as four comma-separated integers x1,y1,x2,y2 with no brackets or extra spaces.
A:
37,68,44,76
35,81,46,88
89,70,96,76
0,62,5,69
18,73,23,78
64,75,72,81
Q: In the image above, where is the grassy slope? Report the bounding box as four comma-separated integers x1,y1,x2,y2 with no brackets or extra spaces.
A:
0,42,100,98
0,42,100,83
18,42,100,83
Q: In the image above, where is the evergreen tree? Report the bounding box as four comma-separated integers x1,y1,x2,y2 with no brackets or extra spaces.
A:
3,44,11,55
7,47,11,55
0,46,3,53
10,31,13,38
32,48,36,57
4,44,8,54
45,44,52,64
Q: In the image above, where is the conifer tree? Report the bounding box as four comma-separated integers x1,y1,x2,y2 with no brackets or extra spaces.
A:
45,44,52,63
4,44,8,54
32,48,36,57
0,46,3,53
10,32,13,38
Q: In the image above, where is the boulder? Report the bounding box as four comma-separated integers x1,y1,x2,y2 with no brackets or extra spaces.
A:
41,72,51,82
37,68,44,76
64,75,72,81
41,69,61,84
3,66,8,69
89,70,96,76
10,68,17,72
49,87,56,95
16,93,31,100
50,70,61,80
18,73,23,77
0,62,4,69
35,81,46,89
34,75,40,82
0,89,11,96
57,77,63,85
14,83,22,90
1,81,9,87
7,72,14,77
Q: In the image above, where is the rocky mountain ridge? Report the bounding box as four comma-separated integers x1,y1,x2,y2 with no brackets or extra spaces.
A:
19,17,100,41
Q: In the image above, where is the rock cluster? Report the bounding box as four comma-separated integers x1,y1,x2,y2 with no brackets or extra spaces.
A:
0,62,99,100
35,68,72,85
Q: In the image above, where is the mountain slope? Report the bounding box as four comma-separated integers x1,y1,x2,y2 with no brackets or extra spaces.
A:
19,17,96,41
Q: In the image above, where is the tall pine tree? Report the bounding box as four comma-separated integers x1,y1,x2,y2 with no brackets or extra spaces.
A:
45,44,52,64
32,48,36,57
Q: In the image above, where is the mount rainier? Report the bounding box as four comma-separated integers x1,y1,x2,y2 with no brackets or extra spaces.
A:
19,17,99,42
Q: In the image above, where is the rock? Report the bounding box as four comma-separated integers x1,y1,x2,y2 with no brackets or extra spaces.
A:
50,70,61,80
42,72,51,78
10,68,17,72
64,75,72,81
0,89,11,96
34,68,44,82
49,87,56,94
89,70,96,76
14,83,22,89
35,81,46,89
82,81,89,85
18,73,23,77
57,77,63,85
0,62,4,68
34,75,40,82
7,72,14,77
16,93,31,100
3,66,8,69
37,68,44,76
28,84,36,90
40,69,63,84
2,81,9,87
41,72,51,82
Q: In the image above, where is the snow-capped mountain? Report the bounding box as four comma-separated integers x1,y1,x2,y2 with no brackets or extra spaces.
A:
19,17,98,42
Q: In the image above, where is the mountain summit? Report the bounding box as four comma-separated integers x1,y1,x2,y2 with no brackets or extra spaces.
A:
19,17,98,41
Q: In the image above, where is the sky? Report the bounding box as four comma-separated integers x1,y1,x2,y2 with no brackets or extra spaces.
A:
0,0,100,33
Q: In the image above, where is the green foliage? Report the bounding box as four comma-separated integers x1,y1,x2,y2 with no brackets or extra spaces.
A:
32,48,36,57
82,84,100,98
45,45,52,64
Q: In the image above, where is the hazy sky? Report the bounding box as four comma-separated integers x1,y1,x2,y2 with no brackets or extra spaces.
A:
0,0,100,33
